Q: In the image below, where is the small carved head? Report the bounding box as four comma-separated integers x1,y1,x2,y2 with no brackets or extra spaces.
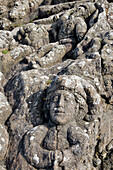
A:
44,75,81,125
44,75,101,125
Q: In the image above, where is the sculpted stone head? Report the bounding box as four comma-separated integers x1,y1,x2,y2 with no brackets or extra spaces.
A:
44,75,101,125
49,89,76,125
44,76,77,125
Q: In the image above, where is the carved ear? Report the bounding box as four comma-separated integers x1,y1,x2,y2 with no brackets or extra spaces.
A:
74,92,87,104
83,86,101,115
73,99,79,117
75,103,79,114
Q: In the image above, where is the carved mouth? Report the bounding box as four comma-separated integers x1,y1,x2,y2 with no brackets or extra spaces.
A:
54,108,65,114
54,111,65,117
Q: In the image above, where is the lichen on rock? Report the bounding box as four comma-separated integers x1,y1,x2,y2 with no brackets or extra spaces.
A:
0,0,113,169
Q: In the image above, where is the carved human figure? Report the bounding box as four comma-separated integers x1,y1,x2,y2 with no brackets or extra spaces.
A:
23,75,101,169
27,3,97,69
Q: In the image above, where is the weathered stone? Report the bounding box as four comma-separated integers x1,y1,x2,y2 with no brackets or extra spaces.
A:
10,45,35,61
52,0,80,4
0,72,5,93
101,44,113,104
0,124,9,161
21,75,102,169
0,5,8,18
106,139,113,151
73,4,110,59
9,0,43,23
38,1,78,18
35,44,66,67
0,92,12,125
9,153,36,170
0,18,12,30
107,3,113,28
17,24,49,50
0,0,113,170
0,30,14,49
4,69,54,168
89,9,99,27
0,165,6,170
102,150,113,170
1,44,35,76
27,42,67,68
58,55,104,95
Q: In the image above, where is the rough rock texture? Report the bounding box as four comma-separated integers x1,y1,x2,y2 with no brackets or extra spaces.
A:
0,72,10,169
0,71,11,125
0,124,9,160
0,124,9,169
0,91,12,125
0,0,113,169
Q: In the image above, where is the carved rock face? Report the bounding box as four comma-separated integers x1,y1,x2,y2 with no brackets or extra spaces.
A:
1,1,113,170
49,90,76,125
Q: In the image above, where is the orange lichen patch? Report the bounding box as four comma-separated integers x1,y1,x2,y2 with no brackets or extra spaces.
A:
43,98,46,101
97,135,100,139
106,8,108,15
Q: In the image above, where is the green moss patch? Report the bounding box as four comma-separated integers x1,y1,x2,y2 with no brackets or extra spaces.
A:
2,50,8,54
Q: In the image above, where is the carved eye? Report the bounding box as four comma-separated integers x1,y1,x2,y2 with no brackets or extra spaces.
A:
53,96,58,101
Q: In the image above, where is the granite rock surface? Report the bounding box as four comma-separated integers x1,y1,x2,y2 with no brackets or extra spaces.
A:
0,0,113,169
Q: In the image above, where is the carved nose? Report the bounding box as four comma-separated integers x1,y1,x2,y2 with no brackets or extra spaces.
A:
58,94,64,107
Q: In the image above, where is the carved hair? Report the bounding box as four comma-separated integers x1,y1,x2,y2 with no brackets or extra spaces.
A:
43,75,101,121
